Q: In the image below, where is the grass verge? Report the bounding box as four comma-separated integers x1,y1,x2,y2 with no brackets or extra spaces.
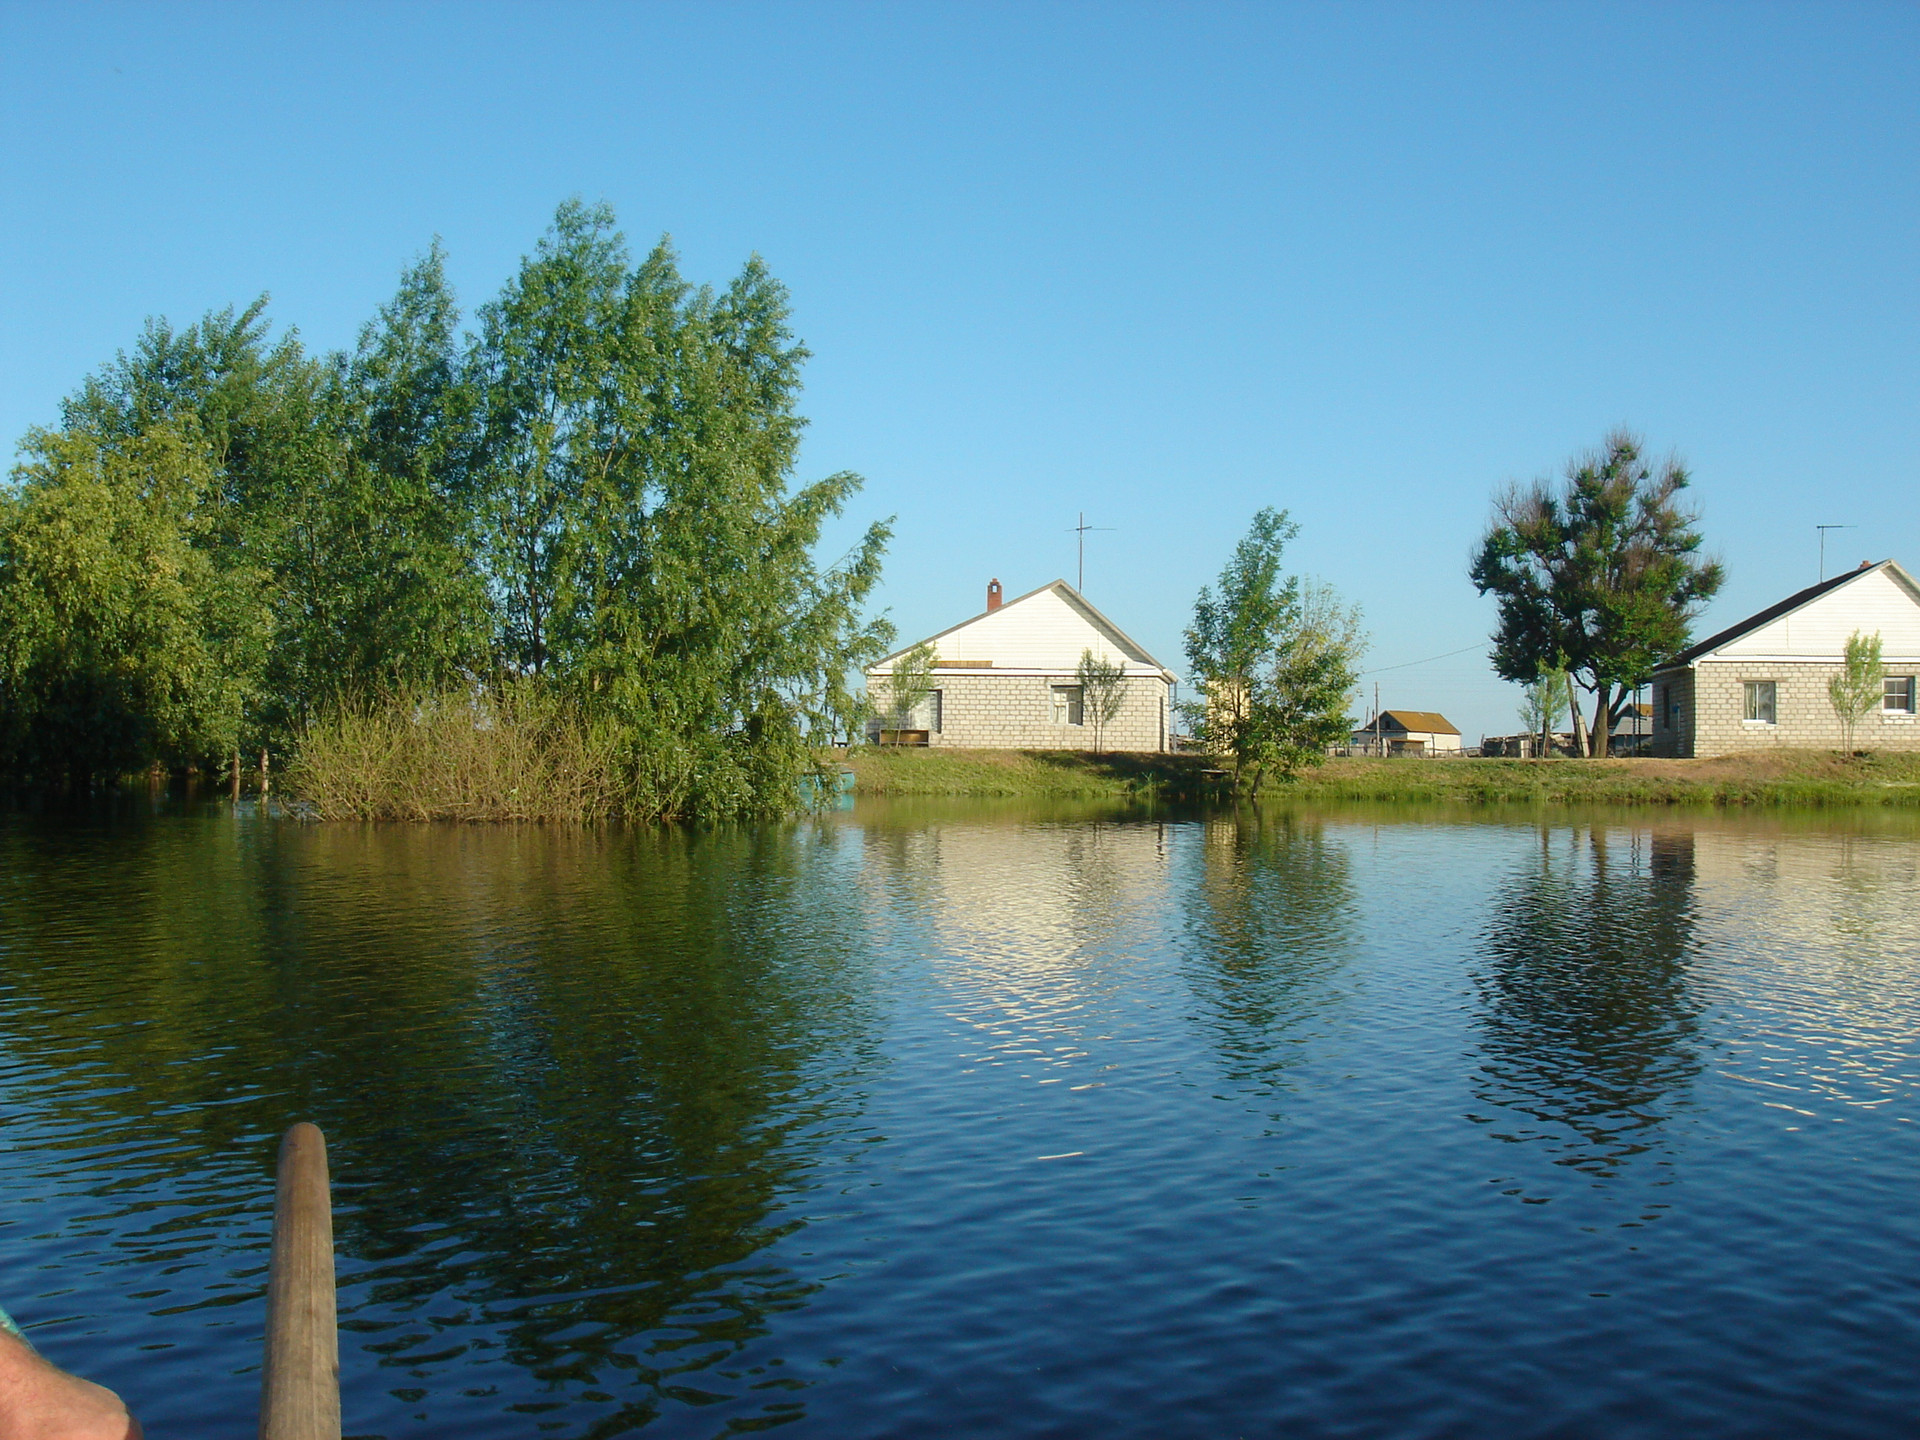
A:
840,747,1920,806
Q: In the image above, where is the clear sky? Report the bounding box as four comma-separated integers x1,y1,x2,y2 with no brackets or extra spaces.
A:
3,2,1915,740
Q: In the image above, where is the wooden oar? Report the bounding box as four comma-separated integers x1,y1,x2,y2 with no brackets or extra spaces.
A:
260,1123,339,1440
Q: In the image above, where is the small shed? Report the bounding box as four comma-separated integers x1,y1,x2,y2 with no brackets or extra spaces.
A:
1352,710,1463,756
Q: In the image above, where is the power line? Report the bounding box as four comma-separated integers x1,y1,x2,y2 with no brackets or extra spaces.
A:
1359,641,1484,676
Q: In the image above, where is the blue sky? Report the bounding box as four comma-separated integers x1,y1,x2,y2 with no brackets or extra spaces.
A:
2,2,1915,739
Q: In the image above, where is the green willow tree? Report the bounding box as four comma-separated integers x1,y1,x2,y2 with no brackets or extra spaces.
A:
1471,431,1724,757
468,202,893,816
0,200,892,817
0,425,265,783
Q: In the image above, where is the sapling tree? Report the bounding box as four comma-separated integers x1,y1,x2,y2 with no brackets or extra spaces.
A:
1518,667,1570,756
1075,648,1127,754
1828,630,1884,757
877,642,936,738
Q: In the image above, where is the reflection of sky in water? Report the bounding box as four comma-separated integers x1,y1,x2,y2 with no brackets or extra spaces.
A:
3,806,1920,1438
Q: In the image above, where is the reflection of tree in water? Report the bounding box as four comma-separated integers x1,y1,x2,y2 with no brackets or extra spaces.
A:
0,813,878,1436
1182,812,1358,1097
1470,826,1702,1186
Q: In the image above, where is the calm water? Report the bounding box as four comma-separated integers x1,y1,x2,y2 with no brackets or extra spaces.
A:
3,800,1920,1438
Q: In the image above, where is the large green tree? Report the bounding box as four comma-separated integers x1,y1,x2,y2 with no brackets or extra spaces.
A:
1,201,891,816
0,425,266,783
1185,510,1364,792
468,201,893,816
1471,431,1723,757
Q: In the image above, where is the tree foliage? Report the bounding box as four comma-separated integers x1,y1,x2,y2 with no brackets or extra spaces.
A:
1518,667,1570,755
1075,647,1127,754
1828,630,1884,757
874,643,936,737
1471,431,1723,757
0,201,893,817
1184,510,1365,792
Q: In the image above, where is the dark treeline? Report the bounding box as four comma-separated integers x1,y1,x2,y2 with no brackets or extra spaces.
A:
0,201,893,819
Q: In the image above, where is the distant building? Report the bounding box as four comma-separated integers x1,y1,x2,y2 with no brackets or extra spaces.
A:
866,579,1178,751
1652,559,1920,758
1352,709,1462,756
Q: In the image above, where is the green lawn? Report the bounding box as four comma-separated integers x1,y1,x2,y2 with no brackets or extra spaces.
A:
838,746,1920,806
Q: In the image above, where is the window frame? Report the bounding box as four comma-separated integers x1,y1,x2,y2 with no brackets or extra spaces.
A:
1051,684,1085,727
1743,680,1777,725
1883,676,1916,714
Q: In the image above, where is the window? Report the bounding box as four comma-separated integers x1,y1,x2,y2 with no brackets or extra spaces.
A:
1884,676,1915,714
1657,685,1668,730
1051,685,1084,726
904,689,943,732
1743,681,1776,725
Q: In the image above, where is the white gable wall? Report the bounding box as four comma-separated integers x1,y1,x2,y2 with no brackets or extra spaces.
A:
872,583,1171,677
1716,568,1920,659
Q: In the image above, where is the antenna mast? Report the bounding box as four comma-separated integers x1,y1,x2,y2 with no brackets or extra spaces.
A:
1816,524,1856,582
1069,512,1114,592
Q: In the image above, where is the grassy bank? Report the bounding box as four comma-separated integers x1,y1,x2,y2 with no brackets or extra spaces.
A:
841,747,1920,806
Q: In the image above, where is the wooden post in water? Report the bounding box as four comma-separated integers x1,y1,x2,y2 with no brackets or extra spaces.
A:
261,1122,339,1440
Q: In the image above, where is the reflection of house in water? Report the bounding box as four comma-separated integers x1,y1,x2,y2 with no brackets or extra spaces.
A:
1648,821,1920,1128
877,821,1171,967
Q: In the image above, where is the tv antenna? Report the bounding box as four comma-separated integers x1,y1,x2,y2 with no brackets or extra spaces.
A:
1069,511,1113,592
1817,524,1856,581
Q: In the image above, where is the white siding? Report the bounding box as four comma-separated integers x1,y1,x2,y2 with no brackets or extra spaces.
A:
872,583,1169,677
1717,569,1920,660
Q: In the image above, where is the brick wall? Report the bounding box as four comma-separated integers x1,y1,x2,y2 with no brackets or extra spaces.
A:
1662,660,1920,757
916,672,1170,751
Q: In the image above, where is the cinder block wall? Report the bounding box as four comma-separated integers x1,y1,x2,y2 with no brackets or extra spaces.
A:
1651,669,1696,758
1668,661,1920,757
927,673,1170,751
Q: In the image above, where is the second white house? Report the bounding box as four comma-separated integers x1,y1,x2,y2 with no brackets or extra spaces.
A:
867,579,1178,751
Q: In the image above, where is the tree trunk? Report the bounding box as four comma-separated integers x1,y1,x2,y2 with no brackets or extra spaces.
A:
1565,674,1588,757
1589,682,1612,758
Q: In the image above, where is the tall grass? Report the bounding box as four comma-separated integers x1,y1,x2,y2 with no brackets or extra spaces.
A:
290,681,626,822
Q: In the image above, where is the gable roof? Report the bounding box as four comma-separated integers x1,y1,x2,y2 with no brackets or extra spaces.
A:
871,580,1176,679
1661,559,1920,668
1375,710,1460,735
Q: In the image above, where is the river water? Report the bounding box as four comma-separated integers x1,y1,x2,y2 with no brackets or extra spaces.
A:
2,800,1918,1438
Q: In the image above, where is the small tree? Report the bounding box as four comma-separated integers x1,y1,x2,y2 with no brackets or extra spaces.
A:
876,642,936,740
1828,630,1884,757
1184,512,1365,793
1518,667,1569,756
1076,647,1128,754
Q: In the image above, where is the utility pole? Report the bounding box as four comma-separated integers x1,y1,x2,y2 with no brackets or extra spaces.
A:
1817,524,1856,582
1069,512,1113,592
1374,681,1382,757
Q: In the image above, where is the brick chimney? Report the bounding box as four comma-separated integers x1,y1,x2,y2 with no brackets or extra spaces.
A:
986,578,1003,612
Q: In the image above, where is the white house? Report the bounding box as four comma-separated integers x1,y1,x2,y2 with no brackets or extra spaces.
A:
1651,559,1920,758
866,579,1178,751
1351,710,1463,755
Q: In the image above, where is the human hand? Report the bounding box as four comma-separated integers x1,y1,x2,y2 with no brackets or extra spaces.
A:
0,1330,141,1440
